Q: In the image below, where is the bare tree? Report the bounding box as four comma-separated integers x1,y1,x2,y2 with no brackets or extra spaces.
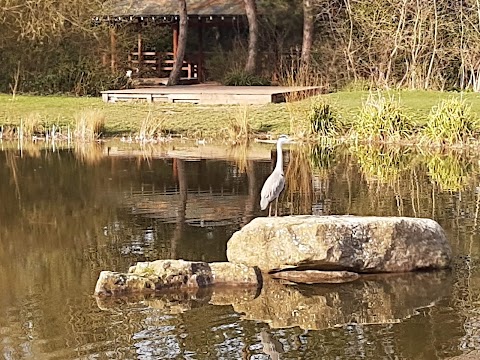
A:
167,0,188,86
244,0,258,74
301,0,314,70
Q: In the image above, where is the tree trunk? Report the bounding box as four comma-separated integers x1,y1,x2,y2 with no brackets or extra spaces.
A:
244,0,258,74
301,0,314,70
167,0,188,86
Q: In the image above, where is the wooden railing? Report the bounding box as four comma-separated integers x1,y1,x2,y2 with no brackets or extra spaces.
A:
128,51,198,79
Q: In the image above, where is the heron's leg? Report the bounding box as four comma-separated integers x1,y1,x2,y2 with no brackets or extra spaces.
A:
268,203,272,217
275,197,279,216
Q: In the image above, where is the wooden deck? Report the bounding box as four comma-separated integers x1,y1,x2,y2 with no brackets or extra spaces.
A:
101,85,322,105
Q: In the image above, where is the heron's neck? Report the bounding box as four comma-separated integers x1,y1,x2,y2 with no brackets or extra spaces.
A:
275,141,284,173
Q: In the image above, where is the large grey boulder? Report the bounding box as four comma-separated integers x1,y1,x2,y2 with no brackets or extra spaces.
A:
226,216,452,273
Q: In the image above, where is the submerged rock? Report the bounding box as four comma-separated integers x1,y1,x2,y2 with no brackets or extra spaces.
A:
95,259,260,296
94,271,158,296
226,215,452,273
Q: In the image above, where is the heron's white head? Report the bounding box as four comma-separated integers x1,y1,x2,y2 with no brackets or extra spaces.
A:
277,134,290,145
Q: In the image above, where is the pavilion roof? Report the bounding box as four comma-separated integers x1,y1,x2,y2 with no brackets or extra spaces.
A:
103,0,246,17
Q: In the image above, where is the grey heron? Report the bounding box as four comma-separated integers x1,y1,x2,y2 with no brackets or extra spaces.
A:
260,135,290,216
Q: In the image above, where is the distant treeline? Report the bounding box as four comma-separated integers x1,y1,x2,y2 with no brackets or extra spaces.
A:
1,0,480,94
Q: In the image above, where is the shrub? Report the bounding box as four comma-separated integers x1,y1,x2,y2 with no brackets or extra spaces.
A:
355,92,412,141
423,98,478,145
20,61,129,96
204,42,248,82
341,79,372,92
223,70,271,86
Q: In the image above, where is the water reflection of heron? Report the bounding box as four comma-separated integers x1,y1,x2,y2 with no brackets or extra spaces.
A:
260,135,290,216
260,330,284,359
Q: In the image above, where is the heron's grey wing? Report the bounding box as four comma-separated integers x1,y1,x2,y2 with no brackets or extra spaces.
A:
260,172,285,206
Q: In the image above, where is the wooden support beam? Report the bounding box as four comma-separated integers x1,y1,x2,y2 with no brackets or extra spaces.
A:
198,18,204,82
172,24,179,59
137,31,143,72
110,27,117,73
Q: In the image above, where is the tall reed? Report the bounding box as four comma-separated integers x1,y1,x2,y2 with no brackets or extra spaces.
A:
224,106,251,145
139,111,165,141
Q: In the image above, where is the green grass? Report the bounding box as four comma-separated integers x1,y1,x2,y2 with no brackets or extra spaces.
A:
0,94,292,137
2,90,480,139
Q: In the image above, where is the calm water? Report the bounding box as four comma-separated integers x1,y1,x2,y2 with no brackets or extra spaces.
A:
0,142,479,359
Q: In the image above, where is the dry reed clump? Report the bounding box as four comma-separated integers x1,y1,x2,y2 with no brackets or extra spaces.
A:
0,113,44,140
139,111,166,141
355,92,412,142
21,113,44,138
224,106,252,145
423,98,478,145
74,109,106,141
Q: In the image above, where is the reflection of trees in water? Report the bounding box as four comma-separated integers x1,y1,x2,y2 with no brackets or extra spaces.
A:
172,158,187,259
312,146,480,222
4,145,480,358
285,145,313,215
242,160,258,226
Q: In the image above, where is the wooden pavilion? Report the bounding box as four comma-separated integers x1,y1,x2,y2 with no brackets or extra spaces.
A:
96,0,247,82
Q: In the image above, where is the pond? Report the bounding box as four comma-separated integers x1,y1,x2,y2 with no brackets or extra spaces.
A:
0,141,478,359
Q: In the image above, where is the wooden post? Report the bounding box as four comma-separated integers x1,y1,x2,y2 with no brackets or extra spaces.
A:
137,31,143,73
172,23,179,59
198,18,204,81
157,52,163,76
110,26,117,73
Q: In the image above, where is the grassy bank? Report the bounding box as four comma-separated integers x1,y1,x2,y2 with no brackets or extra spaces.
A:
2,90,480,139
